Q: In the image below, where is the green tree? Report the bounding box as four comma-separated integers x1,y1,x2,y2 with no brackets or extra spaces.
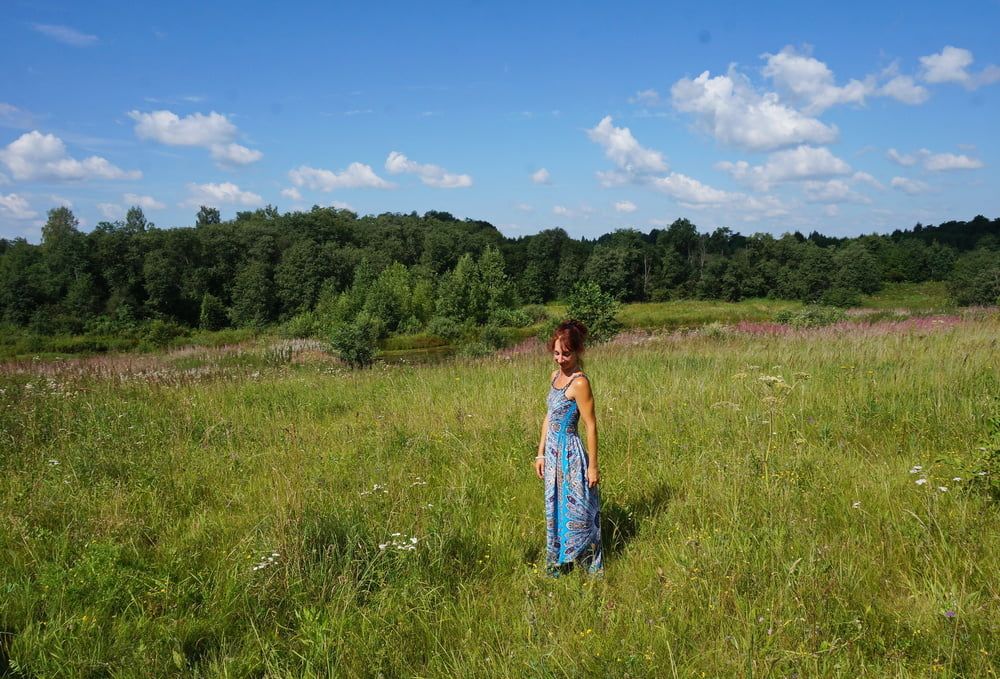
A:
330,312,379,368
275,239,325,316
948,249,1000,305
196,206,221,226
199,292,228,330
566,281,622,344
229,261,275,327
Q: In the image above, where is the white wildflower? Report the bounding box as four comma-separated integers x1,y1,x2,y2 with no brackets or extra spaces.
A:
909,465,923,474
851,501,861,509
952,477,962,482
915,478,928,485
937,486,948,493
48,459,60,466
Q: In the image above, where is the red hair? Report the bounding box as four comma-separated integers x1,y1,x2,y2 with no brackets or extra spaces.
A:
547,319,588,356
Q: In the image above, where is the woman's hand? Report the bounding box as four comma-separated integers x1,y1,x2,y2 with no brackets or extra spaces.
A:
587,466,600,488
534,456,544,479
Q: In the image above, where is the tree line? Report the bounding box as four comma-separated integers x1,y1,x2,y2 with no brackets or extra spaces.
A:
0,205,997,338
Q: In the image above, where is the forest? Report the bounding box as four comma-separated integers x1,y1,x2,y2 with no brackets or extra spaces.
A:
1,205,997,342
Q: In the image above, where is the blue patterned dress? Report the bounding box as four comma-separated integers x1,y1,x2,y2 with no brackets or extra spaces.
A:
543,371,603,575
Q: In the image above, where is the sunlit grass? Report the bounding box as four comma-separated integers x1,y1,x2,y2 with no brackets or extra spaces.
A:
2,316,998,676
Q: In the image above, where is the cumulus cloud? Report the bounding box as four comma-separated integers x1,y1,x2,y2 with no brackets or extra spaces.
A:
716,145,851,191
280,187,302,201
123,193,165,210
802,179,872,204
531,168,551,184
32,24,98,47
384,151,472,188
887,147,984,171
289,163,393,191
890,176,931,195
552,205,571,216
923,152,984,171
877,74,929,105
0,193,37,219
0,130,141,181
762,46,872,113
919,46,1000,89
209,143,263,166
129,110,262,166
648,172,738,206
615,200,638,213
671,67,838,151
587,116,668,173
182,182,263,207
851,171,884,190
96,202,123,219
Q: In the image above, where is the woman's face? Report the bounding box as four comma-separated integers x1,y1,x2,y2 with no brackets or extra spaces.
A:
553,338,575,371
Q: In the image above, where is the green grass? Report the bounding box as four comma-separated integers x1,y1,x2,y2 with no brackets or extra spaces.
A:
861,281,953,311
2,317,998,676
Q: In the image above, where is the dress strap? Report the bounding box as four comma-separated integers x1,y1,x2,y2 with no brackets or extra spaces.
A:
556,371,586,391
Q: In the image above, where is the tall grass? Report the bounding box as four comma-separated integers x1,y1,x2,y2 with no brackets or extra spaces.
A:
2,317,998,676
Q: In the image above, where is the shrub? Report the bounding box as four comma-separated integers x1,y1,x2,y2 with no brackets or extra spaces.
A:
199,293,228,331
279,312,318,339
329,314,379,368
488,308,532,328
142,319,189,348
520,304,550,323
479,324,512,350
566,281,622,343
774,305,846,328
427,316,465,343
458,341,493,358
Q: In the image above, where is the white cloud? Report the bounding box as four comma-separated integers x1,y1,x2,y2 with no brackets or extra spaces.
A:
614,200,638,213
289,163,393,191
129,110,262,166
552,205,571,216
96,202,123,219
919,46,1000,89
182,182,263,207
209,143,263,166
330,201,354,211
0,193,37,219
129,110,236,146
0,103,35,129
531,168,551,184
761,46,872,114
923,152,984,171
878,75,929,105
0,130,141,181
823,204,839,217
281,187,302,201
123,193,165,210
802,179,871,204
887,148,919,167
628,89,661,106
851,171,884,190
716,145,851,190
887,147,984,171
515,202,534,212
671,67,838,151
384,151,472,188
890,176,931,195
648,172,737,206
586,116,668,173
32,24,98,47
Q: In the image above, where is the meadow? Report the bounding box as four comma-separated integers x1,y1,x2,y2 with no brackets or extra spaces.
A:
2,309,998,677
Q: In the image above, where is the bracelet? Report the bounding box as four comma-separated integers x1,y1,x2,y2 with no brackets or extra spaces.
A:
534,455,544,460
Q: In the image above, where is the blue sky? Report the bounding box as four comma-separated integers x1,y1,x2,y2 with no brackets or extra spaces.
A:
2,0,999,241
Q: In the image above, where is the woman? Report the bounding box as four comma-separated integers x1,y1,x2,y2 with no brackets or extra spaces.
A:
534,319,603,577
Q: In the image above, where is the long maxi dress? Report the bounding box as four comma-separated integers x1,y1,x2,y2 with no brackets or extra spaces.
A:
543,371,603,575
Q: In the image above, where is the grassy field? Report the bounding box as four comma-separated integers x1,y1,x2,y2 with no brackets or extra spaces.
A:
2,309,998,677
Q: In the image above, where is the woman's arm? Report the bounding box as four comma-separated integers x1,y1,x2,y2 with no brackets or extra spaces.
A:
534,412,549,480
572,377,599,487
